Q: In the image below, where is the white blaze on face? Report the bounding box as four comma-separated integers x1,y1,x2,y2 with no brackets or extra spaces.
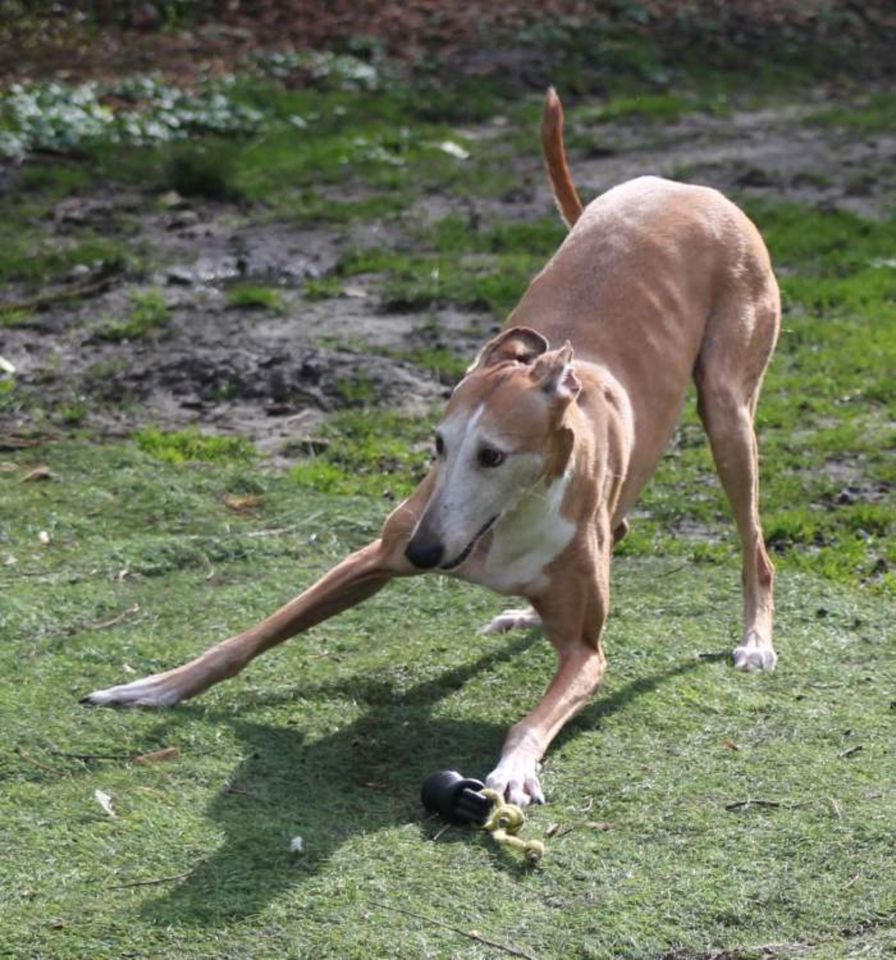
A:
428,403,544,566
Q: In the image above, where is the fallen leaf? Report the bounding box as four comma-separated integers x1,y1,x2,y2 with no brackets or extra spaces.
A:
721,738,740,751
223,493,263,512
586,821,614,831
545,822,562,837
0,461,18,472
94,789,117,818
157,189,189,210
133,747,180,765
23,465,55,482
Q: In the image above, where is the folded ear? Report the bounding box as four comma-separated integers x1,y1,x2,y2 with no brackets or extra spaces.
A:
530,341,580,402
469,326,550,371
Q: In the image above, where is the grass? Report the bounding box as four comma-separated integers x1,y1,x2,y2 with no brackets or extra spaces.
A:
226,284,286,312
134,427,257,465
0,440,894,960
808,92,896,133
290,409,434,498
0,227,123,290
95,290,171,342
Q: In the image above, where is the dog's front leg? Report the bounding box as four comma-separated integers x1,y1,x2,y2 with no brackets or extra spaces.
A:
83,539,397,707
486,541,610,806
84,475,435,708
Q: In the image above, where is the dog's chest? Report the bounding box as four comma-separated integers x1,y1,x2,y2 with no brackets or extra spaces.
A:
466,475,576,595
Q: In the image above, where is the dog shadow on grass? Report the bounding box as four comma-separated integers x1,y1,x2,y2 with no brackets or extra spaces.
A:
140,633,708,925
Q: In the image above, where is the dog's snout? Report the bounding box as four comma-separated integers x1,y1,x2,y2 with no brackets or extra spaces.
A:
405,536,444,570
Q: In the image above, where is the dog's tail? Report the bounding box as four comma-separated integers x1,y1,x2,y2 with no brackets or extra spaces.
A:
541,87,583,229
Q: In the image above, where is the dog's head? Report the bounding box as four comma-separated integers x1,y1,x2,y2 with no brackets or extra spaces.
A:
405,327,581,570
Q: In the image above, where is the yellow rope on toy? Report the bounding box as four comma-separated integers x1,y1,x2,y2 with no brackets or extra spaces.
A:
477,788,546,863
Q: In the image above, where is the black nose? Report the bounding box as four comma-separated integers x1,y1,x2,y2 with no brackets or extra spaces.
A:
405,536,444,570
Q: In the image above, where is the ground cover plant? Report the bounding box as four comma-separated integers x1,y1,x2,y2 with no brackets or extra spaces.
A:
1,12,894,960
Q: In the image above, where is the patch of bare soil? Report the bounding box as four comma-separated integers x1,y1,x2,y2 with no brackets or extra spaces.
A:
2,95,893,459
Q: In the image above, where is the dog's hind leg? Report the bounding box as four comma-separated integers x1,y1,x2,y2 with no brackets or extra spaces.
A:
695,271,780,671
83,539,397,707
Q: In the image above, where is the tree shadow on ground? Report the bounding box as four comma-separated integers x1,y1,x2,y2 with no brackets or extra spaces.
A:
141,634,711,925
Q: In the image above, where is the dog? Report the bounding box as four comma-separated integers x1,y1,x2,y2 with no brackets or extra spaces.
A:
85,89,780,807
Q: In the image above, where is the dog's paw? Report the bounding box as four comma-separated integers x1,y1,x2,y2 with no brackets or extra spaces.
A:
480,607,542,636
81,674,182,708
732,630,777,673
486,758,545,807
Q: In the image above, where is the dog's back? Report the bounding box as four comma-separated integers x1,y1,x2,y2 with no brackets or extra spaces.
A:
514,97,780,507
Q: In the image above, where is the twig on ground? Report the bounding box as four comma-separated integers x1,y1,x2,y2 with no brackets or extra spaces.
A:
551,826,577,839
109,869,195,889
725,798,810,811
88,603,140,630
50,751,131,761
0,269,118,314
371,900,541,960
430,822,452,842
14,747,66,776
0,434,57,450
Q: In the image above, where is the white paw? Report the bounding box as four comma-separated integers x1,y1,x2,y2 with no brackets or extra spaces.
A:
480,607,541,636
486,757,545,807
732,630,777,673
81,674,182,708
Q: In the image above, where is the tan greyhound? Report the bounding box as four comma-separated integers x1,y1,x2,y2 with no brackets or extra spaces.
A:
85,89,780,807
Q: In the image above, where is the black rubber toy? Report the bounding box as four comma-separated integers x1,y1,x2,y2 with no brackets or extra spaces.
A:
421,770,492,825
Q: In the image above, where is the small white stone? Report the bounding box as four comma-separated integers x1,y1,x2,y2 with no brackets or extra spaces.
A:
289,836,305,854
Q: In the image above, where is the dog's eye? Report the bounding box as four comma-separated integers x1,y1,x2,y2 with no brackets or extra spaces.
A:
477,447,506,468
434,435,445,457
